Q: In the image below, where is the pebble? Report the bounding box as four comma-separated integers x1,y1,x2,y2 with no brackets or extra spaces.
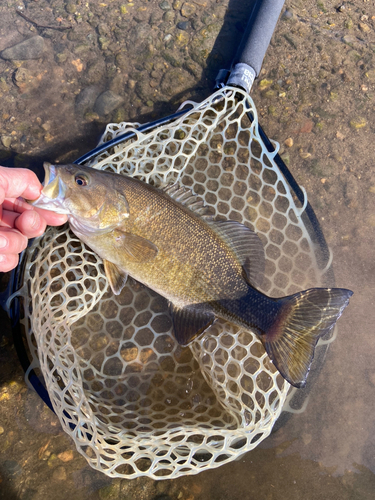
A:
281,9,294,20
1,36,45,60
336,131,345,140
120,346,138,362
365,69,375,81
342,35,356,45
299,150,311,159
358,22,370,33
75,86,101,115
296,120,314,134
65,1,77,14
163,11,175,22
84,112,100,122
159,1,171,10
57,450,74,462
56,52,68,63
94,91,124,115
47,454,59,468
284,137,293,147
1,136,12,148
176,31,189,47
280,153,290,166
52,466,67,481
181,2,196,17
258,78,273,90
177,21,190,30
0,426,4,435
302,433,312,445
350,117,367,129
2,460,22,477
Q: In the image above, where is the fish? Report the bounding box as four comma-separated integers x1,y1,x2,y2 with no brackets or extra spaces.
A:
31,162,353,388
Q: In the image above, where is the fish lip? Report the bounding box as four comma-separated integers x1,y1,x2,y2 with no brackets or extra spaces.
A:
29,162,69,214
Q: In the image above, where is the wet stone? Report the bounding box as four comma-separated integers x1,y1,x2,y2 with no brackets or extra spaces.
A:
342,35,356,45
1,136,12,148
177,21,190,30
65,1,77,14
94,91,124,115
57,450,74,462
161,67,195,95
2,460,22,477
181,2,196,17
75,86,101,115
159,1,171,10
52,466,67,481
282,8,294,20
1,36,45,60
350,117,366,129
163,10,175,22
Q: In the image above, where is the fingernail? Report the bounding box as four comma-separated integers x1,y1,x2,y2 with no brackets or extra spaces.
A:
0,236,7,249
30,211,41,229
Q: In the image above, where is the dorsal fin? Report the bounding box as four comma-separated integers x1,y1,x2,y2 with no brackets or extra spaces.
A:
162,182,212,217
207,220,265,288
162,183,264,287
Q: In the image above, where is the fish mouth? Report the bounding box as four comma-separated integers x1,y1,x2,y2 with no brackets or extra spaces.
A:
29,162,69,214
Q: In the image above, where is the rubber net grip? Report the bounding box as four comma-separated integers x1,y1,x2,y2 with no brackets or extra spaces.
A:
227,0,285,92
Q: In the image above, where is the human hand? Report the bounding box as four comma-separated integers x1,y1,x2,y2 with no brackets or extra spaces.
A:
0,166,68,272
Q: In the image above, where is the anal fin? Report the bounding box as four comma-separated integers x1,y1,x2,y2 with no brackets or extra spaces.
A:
170,304,215,346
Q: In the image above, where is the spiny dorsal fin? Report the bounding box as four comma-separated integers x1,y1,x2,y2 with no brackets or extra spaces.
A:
162,182,212,217
170,303,215,346
103,260,128,295
207,220,265,288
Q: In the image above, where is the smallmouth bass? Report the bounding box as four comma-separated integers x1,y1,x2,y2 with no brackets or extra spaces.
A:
31,163,353,388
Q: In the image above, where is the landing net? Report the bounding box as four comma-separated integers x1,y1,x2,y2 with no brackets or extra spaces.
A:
19,87,333,479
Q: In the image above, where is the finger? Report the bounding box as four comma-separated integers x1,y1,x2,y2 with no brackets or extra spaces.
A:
0,167,42,201
14,210,47,238
0,209,19,228
0,228,28,255
0,253,19,273
34,207,68,226
2,197,33,214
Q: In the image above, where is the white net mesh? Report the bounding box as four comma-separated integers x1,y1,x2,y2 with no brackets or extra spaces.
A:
19,87,333,479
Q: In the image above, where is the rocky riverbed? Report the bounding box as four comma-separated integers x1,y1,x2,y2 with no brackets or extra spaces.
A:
0,0,375,499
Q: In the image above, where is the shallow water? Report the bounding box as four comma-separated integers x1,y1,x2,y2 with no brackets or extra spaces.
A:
0,0,374,498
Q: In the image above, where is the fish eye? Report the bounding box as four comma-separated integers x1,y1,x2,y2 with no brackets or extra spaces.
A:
75,174,89,187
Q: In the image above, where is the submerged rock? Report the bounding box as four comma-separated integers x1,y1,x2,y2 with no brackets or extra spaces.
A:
75,86,101,115
94,90,124,115
1,36,46,60
161,67,195,95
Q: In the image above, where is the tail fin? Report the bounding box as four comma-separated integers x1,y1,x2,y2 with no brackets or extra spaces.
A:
262,288,353,388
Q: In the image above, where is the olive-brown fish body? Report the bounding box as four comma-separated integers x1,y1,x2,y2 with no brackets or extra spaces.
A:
32,163,353,388
76,177,248,307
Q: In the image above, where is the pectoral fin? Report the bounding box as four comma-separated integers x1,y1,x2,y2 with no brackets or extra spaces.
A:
170,304,215,346
113,230,158,262
104,260,128,295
